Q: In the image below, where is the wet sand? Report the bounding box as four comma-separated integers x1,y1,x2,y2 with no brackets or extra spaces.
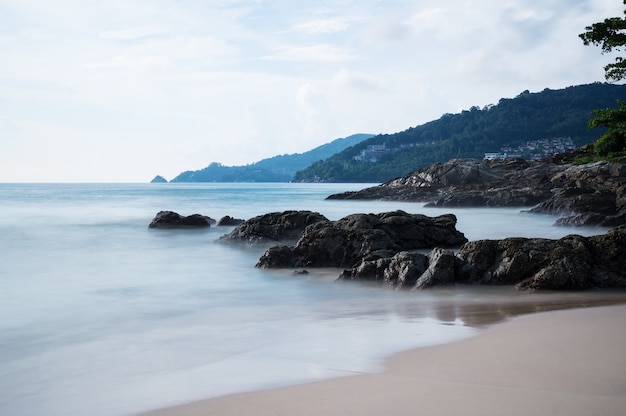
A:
142,297,626,416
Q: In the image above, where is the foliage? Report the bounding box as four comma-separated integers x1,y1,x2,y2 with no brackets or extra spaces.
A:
590,100,626,155
294,83,626,183
579,2,626,157
579,0,626,82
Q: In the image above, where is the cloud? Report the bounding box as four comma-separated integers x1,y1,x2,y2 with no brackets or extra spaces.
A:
291,17,352,34
99,28,163,41
332,68,382,90
265,43,355,62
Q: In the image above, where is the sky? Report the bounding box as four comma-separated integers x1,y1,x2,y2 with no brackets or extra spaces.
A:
0,0,623,182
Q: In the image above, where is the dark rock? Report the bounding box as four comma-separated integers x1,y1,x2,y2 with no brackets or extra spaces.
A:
219,210,328,244
257,245,299,267
217,215,245,226
338,247,456,290
414,248,456,289
256,210,467,269
588,225,626,288
383,251,427,289
148,211,214,229
454,228,626,290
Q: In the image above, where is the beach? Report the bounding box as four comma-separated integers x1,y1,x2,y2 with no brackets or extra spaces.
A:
143,302,626,416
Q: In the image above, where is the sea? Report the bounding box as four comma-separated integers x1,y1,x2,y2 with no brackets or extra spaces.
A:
0,182,615,416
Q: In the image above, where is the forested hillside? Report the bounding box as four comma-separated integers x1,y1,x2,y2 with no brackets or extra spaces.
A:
170,133,372,182
294,83,626,183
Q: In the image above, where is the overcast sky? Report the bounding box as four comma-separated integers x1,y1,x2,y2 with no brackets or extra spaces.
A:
0,0,623,182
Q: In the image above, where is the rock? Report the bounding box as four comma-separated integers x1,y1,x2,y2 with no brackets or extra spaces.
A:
148,211,214,228
256,210,467,269
337,226,626,291
588,225,626,288
219,210,328,244
338,251,411,287
382,251,427,289
528,161,626,226
414,248,456,289
338,247,456,290
327,157,626,227
217,215,245,226
454,228,626,290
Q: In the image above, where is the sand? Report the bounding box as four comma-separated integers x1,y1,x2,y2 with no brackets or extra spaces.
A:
142,303,626,416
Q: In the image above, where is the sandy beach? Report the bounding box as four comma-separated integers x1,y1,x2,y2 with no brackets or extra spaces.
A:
142,302,626,416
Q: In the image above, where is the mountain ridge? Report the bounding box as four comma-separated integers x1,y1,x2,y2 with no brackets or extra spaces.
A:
294,82,626,183
165,133,373,183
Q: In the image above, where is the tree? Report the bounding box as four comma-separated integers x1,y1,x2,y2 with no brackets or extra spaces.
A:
589,100,626,154
579,1,626,155
579,1,626,82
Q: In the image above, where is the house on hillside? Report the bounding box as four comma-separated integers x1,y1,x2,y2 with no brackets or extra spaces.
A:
354,143,388,162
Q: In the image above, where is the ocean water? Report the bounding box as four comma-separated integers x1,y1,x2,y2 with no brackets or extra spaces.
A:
0,183,613,416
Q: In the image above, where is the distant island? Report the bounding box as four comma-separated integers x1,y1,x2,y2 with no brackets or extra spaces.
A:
156,134,373,183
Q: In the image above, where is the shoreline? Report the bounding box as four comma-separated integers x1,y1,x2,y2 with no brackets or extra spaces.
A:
141,296,626,416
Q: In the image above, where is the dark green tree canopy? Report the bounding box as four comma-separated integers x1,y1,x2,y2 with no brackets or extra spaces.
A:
579,1,626,81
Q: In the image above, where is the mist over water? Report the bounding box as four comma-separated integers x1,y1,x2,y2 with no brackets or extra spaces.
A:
0,183,612,416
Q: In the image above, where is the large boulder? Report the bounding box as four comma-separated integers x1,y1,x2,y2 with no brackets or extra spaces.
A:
148,211,214,229
218,210,328,244
256,210,467,269
455,227,626,290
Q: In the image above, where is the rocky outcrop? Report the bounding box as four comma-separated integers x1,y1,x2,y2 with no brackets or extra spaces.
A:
256,210,467,269
217,215,245,226
218,210,328,244
528,161,626,227
327,157,626,227
339,226,626,291
148,211,215,228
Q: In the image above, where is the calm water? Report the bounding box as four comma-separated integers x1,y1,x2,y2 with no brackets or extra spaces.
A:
0,183,612,416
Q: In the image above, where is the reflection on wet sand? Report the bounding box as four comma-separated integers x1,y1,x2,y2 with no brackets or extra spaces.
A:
411,287,626,327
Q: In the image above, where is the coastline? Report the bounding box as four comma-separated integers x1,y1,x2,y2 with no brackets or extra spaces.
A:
141,296,626,416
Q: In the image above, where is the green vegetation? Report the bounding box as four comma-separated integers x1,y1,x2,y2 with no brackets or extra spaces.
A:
580,0,626,158
294,83,626,183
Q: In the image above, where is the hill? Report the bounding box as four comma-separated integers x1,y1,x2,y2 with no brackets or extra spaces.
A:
169,133,373,182
294,83,626,183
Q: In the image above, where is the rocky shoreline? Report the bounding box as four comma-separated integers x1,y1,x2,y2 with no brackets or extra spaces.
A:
148,208,626,291
327,149,626,227
210,209,625,291
148,154,626,291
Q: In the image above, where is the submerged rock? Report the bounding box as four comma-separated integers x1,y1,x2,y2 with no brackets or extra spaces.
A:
148,211,215,228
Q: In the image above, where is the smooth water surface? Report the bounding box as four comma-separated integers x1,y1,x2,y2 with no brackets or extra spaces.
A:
0,183,612,416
